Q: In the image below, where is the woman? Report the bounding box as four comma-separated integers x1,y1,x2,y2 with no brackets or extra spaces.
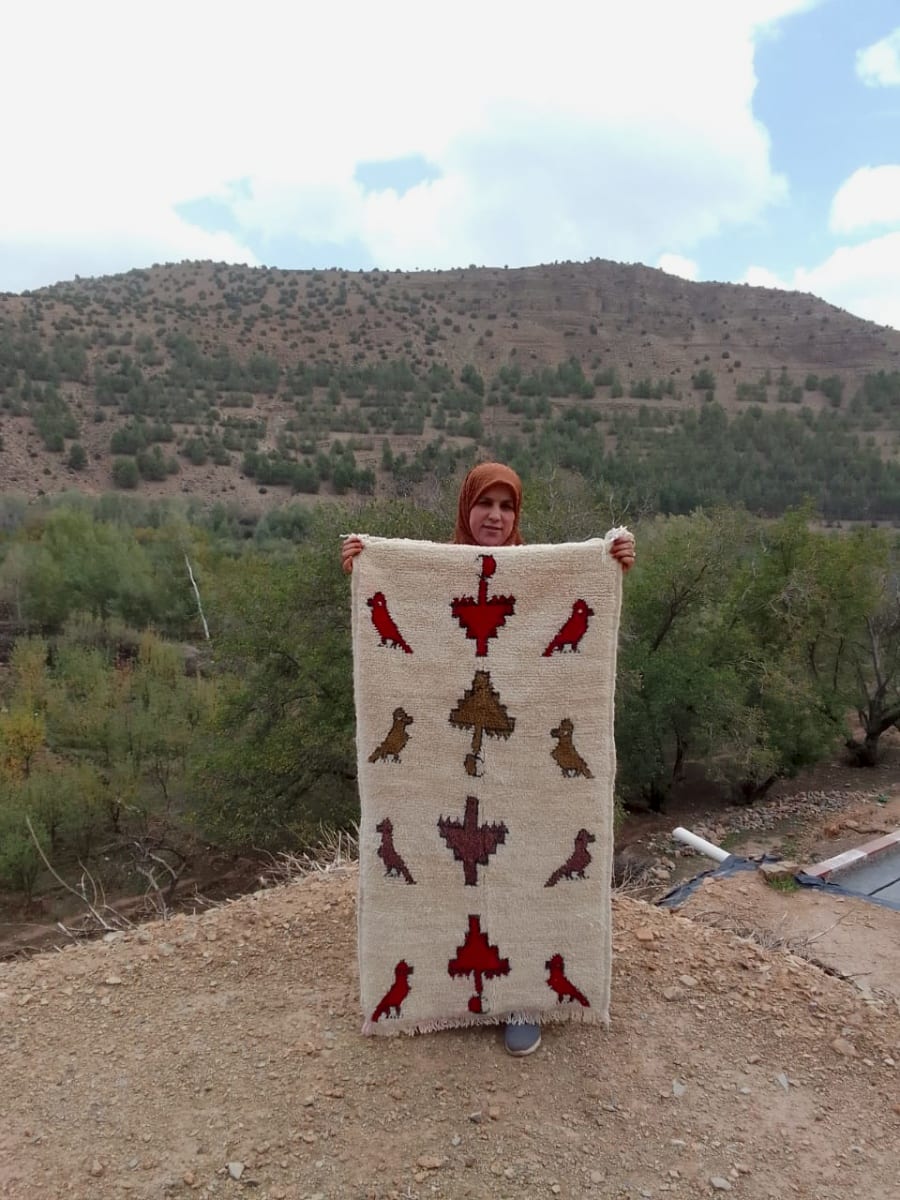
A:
343,463,635,1055
342,461,635,572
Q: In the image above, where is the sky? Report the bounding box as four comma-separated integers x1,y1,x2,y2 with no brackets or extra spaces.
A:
2,0,899,329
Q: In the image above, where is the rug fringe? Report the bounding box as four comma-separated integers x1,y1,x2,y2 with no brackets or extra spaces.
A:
362,1005,609,1038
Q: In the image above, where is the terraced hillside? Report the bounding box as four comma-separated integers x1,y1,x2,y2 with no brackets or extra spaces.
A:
2,260,900,518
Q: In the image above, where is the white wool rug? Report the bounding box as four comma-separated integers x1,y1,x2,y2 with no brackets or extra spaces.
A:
351,535,624,1035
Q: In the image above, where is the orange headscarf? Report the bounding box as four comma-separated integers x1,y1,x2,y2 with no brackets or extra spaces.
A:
453,462,524,546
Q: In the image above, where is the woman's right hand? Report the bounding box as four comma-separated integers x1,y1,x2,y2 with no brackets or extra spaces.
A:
341,535,364,574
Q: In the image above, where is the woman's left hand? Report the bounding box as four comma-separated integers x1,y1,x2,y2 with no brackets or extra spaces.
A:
610,534,636,573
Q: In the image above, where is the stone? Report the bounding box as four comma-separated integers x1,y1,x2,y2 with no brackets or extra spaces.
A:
758,861,800,883
417,1155,444,1170
831,1037,856,1057
634,926,656,943
710,1177,732,1191
227,1162,245,1180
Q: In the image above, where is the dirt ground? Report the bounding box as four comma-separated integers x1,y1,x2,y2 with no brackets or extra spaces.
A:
2,854,899,1200
2,768,899,1199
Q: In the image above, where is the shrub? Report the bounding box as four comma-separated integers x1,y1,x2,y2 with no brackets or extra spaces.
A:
112,457,139,489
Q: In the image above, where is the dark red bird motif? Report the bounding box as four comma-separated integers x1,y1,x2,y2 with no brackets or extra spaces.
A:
451,555,516,657
542,599,594,656
371,959,413,1022
367,592,413,653
545,953,590,1007
545,828,596,888
375,817,416,884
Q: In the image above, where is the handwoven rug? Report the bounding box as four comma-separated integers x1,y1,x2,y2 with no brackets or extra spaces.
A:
351,534,625,1036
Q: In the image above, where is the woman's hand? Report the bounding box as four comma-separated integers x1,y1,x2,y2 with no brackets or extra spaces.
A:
610,534,636,573
341,535,364,574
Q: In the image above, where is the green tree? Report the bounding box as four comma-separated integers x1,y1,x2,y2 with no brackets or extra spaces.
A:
112,457,139,489
736,509,889,768
195,500,446,846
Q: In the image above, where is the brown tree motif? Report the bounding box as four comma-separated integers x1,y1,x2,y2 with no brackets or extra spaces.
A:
449,669,515,777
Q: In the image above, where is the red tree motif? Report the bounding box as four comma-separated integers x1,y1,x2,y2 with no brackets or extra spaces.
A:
448,915,510,1013
451,555,516,656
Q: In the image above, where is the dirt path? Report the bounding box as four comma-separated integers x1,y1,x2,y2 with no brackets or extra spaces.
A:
2,868,898,1200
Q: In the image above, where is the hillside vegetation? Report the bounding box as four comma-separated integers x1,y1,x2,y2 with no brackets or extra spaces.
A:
3,260,900,919
2,259,900,519
1,488,899,921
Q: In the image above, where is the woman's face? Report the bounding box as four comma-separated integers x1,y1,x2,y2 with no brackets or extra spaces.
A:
468,484,517,547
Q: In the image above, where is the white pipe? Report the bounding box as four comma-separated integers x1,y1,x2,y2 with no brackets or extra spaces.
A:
672,826,730,863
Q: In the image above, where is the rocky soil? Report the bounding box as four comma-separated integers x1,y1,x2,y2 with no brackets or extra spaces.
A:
2,860,899,1200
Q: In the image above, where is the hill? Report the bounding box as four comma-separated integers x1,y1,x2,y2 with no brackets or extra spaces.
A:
2,260,900,519
2,866,898,1199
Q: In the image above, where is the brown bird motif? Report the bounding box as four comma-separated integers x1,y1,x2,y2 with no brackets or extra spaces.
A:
550,718,594,778
369,707,414,763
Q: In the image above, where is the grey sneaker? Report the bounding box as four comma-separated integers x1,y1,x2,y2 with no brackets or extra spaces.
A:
504,1022,542,1057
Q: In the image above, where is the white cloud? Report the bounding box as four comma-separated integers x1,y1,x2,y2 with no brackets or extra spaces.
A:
856,28,900,87
793,234,900,328
0,0,813,291
745,232,900,328
741,266,789,289
657,254,700,281
830,165,900,234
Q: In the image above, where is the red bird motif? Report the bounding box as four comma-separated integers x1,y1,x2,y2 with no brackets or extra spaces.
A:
367,592,413,653
545,953,590,1007
371,960,414,1022
542,599,594,656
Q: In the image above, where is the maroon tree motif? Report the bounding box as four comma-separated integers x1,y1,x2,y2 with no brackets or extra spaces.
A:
448,915,510,1013
451,555,516,656
438,796,508,885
